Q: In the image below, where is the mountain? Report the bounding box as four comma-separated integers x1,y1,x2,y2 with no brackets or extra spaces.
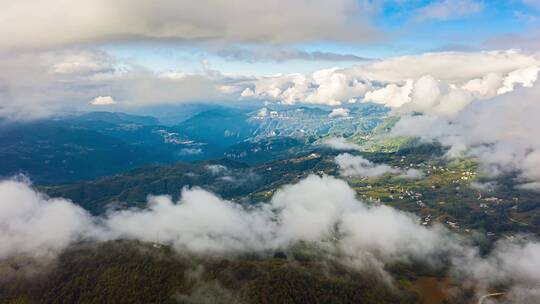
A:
172,108,256,153
0,240,418,304
0,121,158,183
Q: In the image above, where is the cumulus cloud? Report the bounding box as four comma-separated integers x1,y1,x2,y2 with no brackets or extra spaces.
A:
3,49,539,117
364,80,413,107
328,107,350,118
322,137,362,151
392,77,540,188
90,95,116,106
244,68,371,106
244,50,540,107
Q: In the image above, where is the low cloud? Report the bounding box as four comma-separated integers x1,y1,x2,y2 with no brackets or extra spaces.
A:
322,137,362,151
90,96,116,106
0,179,95,258
334,153,423,179
205,164,228,175
335,153,400,177
392,77,540,189
328,107,350,118
1,176,539,301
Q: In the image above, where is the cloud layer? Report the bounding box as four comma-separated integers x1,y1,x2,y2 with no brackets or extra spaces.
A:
0,0,375,49
1,175,539,301
244,50,540,108
392,76,540,188
335,153,423,179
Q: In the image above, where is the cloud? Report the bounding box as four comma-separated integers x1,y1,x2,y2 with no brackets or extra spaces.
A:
243,50,540,106
2,49,539,117
90,95,116,106
453,239,540,302
335,153,400,177
0,179,95,258
392,76,540,188
364,80,413,108
0,0,376,50
322,137,362,151
522,0,540,10
415,0,484,22
328,107,350,118
352,50,539,83
103,188,274,253
211,45,372,63
205,164,228,175
245,68,371,106
1,175,540,301
0,49,241,119
335,153,424,179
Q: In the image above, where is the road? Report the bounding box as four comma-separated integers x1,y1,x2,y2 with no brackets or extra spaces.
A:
477,292,505,304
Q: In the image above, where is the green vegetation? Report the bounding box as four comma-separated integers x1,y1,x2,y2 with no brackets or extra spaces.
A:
0,241,419,304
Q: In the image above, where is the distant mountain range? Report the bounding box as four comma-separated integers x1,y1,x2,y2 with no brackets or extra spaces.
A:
0,104,388,183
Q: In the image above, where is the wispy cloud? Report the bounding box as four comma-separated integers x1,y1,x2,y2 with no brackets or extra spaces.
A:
415,0,484,21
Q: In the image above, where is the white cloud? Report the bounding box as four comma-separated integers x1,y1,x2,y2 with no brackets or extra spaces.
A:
104,188,274,253
0,179,95,259
328,107,350,118
364,80,413,108
205,164,228,175
244,50,540,107
454,239,540,302
90,95,116,106
352,50,539,83
245,68,371,106
335,153,400,177
2,49,539,117
335,153,424,179
392,77,540,188
0,49,239,119
322,137,362,151
1,175,540,301
497,65,540,94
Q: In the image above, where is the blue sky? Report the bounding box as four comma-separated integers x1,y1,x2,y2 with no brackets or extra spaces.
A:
99,0,540,75
2,0,540,118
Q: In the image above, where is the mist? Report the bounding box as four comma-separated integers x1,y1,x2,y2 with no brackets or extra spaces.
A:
1,174,539,301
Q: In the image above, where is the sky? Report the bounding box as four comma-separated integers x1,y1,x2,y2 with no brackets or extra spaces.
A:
1,0,540,187
1,0,539,117
100,0,539,75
